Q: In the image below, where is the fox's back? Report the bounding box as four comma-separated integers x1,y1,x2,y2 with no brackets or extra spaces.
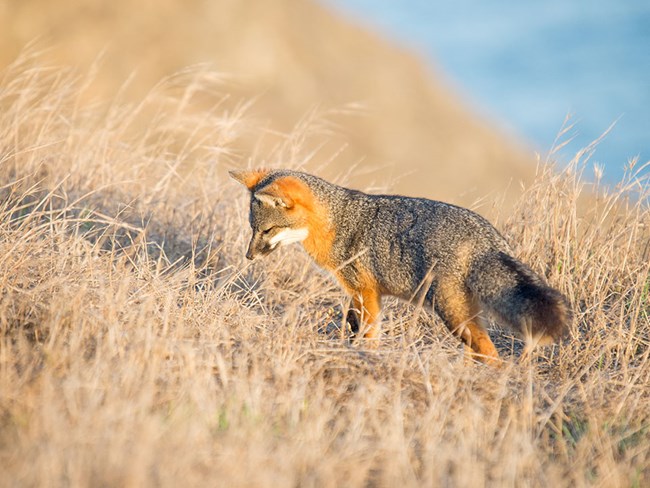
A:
329,191,511,300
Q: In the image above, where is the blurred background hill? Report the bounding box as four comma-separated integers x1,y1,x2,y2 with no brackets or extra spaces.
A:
1,0,533,206
326,0,650,184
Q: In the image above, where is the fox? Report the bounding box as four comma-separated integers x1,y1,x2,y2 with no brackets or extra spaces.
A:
230,168,571,364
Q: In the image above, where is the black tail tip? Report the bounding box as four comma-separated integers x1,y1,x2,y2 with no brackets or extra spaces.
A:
526,287,572,345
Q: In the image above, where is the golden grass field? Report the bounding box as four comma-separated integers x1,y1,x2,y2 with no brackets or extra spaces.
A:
0,50,648,487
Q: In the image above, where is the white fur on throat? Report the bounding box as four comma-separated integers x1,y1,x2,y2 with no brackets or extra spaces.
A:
269,228,309,248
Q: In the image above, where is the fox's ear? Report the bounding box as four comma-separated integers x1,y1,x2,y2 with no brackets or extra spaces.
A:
254,188,294,209
229,169,270,190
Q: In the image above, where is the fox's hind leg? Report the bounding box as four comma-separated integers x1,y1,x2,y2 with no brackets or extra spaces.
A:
435,278,500,364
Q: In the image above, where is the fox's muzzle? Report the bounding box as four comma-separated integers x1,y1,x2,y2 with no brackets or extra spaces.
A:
245,234,274,260
245,239,258,260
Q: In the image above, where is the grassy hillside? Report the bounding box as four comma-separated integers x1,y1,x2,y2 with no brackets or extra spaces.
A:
0,0,532,206
0,54,648,487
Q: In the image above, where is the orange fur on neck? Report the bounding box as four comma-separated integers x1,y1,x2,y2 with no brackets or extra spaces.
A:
302,204,336,268
269,176,335,267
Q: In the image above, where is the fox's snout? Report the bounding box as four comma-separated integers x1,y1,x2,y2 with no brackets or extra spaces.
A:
245,236,262,260
245,243,265,260
245,232,275,260
245,227,310,261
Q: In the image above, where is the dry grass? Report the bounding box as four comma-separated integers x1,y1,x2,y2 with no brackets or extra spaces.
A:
1,55,649,488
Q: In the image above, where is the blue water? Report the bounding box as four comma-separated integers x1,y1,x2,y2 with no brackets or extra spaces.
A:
324,0,650,183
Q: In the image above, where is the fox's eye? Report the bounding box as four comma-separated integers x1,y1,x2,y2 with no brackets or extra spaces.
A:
262,226,275,235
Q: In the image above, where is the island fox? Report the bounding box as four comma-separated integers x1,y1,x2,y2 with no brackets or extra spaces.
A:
230,169,571,363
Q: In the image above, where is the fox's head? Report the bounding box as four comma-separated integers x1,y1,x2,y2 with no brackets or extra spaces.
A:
229,169,312,260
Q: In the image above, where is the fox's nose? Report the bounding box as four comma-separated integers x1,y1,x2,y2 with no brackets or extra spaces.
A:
245,240,257,260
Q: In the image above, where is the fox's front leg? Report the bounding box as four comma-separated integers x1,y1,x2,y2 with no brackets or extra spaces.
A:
336,268,382,339
346,289,382,339
345,305,361,335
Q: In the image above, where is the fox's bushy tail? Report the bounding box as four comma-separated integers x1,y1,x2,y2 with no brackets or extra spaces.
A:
467,251,571,344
